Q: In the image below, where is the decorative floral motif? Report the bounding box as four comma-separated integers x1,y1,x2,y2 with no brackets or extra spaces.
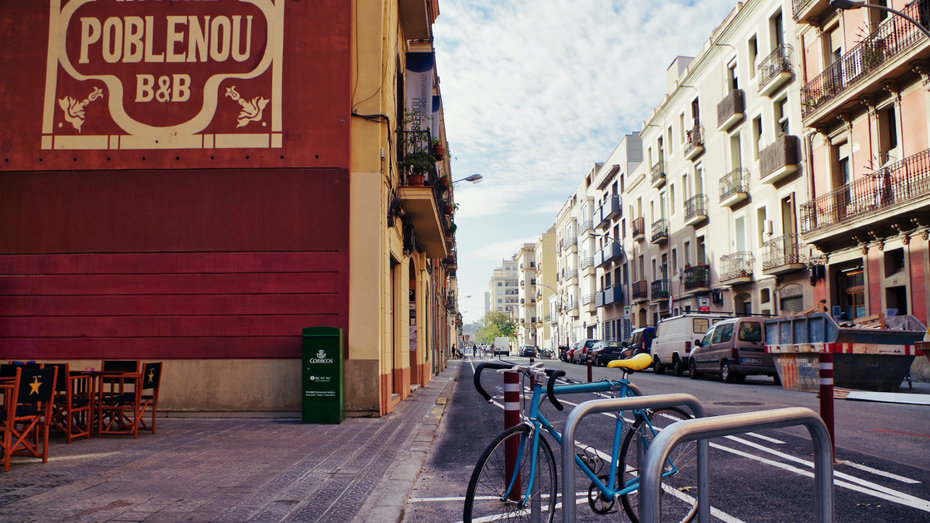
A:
58,87,104,132
225,86,269,128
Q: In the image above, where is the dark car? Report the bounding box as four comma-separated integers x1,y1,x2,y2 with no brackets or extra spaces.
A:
592,341,624,366
621,327,656,359
571,339,601,364
520,346,537,357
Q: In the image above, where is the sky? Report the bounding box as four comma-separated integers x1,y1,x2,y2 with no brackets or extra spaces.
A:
432,0,743,325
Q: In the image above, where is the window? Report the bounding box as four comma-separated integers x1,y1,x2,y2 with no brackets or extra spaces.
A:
748,35,758,79
738,321,762,342
878,106,899,166
667,126,674,154
752,116,763,160
730,133,742,169
692,318,710,334
683,241,691,266
679,113,686,144
728,61,739,91
669,184,676,215
841,268,866,319
713,323,733,343
776,98,789,136
672,248,679,276
770,11,784,48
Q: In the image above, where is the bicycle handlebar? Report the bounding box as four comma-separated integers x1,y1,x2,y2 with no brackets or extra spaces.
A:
473,362,512,403
546,370,566,411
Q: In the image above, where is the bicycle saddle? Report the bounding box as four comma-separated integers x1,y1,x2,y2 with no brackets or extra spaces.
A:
607,352,653,371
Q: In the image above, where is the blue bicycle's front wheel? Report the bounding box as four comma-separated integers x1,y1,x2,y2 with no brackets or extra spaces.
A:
464,424,557,523
619,407,698,523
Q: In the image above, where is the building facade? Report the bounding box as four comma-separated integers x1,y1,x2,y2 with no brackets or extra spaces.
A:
0,0,459,416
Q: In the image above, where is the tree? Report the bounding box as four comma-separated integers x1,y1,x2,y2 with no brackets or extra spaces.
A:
475,311,517,345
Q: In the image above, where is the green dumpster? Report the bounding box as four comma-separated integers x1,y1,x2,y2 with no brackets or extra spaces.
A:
302,326,344,424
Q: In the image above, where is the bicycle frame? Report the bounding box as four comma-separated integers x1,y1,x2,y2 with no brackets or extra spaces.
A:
502,373,680,510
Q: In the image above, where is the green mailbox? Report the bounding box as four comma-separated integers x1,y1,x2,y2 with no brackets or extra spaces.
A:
302,326,344,424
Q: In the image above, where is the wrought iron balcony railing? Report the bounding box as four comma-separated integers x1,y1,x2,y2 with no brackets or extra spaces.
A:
631,280,649,301
684,124,705,158
684,194,708,223
651,218,668,243
683,264,710,291
762,233,806,270
757,45,793,93
800,148,930,234
791,0,814,19
397,129,436,185
720,251,755,282
801,1,930,119
632,217,645,239
651,160,666,187
651,279,670,300
719,168,749,202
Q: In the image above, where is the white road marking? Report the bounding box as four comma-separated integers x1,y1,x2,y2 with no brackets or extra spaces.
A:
744,432,785,444
840,460,921,484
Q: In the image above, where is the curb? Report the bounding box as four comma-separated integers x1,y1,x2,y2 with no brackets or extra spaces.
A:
350,361,461,523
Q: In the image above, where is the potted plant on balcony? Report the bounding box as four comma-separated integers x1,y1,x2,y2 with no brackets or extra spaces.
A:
431,138,446,160
399,151,436,185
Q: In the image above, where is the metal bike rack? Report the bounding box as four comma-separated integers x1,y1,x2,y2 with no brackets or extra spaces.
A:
561,393,707,523
640,407,834,523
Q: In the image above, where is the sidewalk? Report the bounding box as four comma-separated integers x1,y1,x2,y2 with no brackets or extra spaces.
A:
0,360,462,523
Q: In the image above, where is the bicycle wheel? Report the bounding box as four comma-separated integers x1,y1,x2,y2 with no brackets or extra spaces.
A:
464,424,557,523
618,407,698,523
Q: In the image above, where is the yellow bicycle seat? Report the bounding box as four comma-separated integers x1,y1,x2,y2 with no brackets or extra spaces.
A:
607,352,653,372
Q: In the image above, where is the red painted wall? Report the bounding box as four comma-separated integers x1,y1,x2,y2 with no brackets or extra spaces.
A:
0,1,353,362
0,169,349,360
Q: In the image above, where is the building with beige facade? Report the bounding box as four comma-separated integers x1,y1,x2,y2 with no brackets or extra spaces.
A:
534,228,558,352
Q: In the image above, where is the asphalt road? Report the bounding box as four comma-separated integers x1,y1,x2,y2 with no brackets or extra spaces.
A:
404,355,930,523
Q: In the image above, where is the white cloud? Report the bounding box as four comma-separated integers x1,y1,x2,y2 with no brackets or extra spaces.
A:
434,0,741,323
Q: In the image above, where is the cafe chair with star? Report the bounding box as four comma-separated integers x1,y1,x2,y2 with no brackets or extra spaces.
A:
0,365,59,471
97,361,162,438
47,363,93,443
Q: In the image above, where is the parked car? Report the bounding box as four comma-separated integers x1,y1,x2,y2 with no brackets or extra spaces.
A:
592,340,624,366
651,313,733,376
688,317,778,383
558,345,571,362
620,327,656,360
565,342,580,362
520,346,537,357
571,339,601,364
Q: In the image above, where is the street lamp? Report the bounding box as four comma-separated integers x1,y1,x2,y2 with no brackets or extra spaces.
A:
452,174,484,185
829,0,930,41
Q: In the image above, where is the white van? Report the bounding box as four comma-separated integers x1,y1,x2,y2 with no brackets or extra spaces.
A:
651,313,732,376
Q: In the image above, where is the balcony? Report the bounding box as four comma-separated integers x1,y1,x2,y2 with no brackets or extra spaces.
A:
398,0,434,40
651,218,668,244
562,234,577,253
631,280,649,303
650,160,667,188
683,264,711,293
597,194,621,229
520,280,525,288
596,240,624,267
580,220,593,234
716,89,744,132
582,294,596,312
595,291,605,308
800,148,930,249
651,279,670,301
760,135,799,184
762,233,807,275
683,124,705,160
720,251,754,284
719,168,749,207
684,194,708,227
757,45,793,97
801,4,930,125
569,303,580,317
632,217,645,241
603,285,623,306
581,256,595,276
791,0,831,25
567,268,578,285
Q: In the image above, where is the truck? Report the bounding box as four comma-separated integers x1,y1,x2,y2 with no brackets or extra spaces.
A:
493,337,511,356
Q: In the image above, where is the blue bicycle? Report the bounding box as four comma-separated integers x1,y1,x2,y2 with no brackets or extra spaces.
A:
464,354,698,523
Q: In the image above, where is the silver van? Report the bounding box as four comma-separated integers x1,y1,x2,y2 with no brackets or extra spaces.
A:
651,313,732,376
688,317,778,383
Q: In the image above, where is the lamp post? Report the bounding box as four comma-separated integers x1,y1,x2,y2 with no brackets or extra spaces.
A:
829,0,930,41
452,174,484,185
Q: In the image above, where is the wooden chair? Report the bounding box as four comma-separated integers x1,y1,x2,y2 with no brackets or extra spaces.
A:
48,363,93,443
0,366,58,471
98,362,161,438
